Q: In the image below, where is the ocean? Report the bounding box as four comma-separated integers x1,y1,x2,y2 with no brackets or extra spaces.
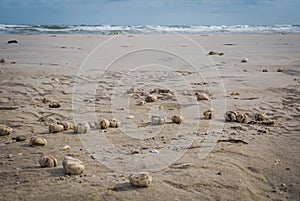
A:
0,24,299,34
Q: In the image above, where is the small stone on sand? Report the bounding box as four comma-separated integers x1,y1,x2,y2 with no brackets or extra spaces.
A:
29,137,47,146
225,111,238,122
241,57,248,63
254,112,266,121
0,124,13,136
63,145,71,150
236,113,249,123
127,115,135,119
137,100,145,106
149,149,159,154
196,93,209,101
151,115,166,125
39,155,58,168
8,40,18,44
171,115,183,124
203,109,214,120
0,58,7,63
231,91,240,96
274,159,281,166
57,121,74,131
99,119,110,129
130,149,140,154
277,67,284,72
129,172,152,188
49,124,64,133
74,122,90,134
145,95,157,103
49,102,61,108
62,156,85,175
208,51,224,56
109,119,120,128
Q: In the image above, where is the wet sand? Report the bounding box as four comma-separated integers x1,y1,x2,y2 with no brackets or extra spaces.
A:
0,34,299,200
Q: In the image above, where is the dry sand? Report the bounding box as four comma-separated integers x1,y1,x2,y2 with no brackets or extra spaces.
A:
0,33,299,200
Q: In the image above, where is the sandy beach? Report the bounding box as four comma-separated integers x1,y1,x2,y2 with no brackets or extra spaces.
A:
0,33,299,200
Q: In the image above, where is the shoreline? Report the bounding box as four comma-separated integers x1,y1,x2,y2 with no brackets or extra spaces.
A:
1,24,300,35
1,32,300,35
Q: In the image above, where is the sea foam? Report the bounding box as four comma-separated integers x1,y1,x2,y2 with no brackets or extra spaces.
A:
0,24,299,34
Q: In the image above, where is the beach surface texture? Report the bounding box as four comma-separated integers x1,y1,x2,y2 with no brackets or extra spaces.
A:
0,33,299,200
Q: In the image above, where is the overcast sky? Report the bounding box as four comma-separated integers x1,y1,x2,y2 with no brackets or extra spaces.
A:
1,0,299,25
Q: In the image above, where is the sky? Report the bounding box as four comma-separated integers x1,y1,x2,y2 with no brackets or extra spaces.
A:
0,0,299,25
